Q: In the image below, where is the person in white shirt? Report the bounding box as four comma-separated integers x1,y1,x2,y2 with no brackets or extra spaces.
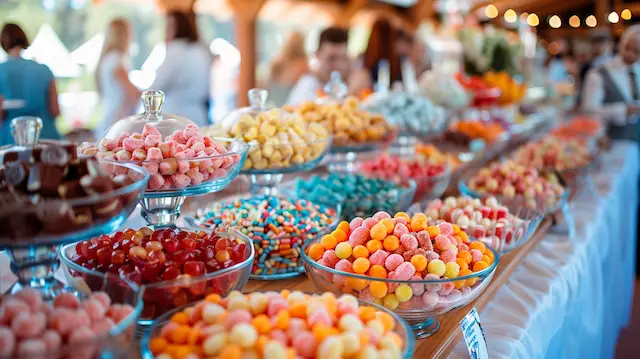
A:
95,18,140,138
151,11,211,126
582,25,640,141
286,27,354,106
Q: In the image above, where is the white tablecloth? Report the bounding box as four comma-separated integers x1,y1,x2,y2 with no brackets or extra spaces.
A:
450,141,639,359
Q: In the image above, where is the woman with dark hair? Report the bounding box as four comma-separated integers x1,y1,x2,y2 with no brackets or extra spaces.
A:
150,11,211,126
362,19,413,89
0,23,61,145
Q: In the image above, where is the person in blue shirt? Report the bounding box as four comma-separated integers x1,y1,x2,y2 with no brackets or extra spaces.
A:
0,23,61,145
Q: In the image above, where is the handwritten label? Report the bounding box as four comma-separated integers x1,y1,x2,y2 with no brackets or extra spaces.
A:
460,307,488,359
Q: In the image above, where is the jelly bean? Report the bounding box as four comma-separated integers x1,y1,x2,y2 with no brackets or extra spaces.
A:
348,227,370,247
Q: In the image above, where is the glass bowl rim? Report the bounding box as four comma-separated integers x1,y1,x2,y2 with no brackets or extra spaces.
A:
59,228,256,290
139,291,416,359
301,236,500,284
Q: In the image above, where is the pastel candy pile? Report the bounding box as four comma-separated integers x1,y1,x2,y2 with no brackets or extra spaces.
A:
423,196,527,249
362,92,447,138
468,160,565,210
285,97,393,147
79,123,240,190
206,108,329,171
193,196,338,277
147,291,406,359
415,143,461,170
294,174,412,219
0,288,135,359
359,154,447,198
511,137,591,172
69,227,250,320
306,211,496,312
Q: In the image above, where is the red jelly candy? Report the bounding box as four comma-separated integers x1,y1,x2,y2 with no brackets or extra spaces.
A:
184,261,205,277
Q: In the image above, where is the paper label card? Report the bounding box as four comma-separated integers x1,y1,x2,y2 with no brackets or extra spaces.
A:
460,307,489,359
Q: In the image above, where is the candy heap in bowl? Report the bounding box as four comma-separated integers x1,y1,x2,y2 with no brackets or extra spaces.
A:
143,290,414,359
79,122,244,191
287,97,394,149
464,160,566,212
0,273,141,359
61,227,253,322
207,89,330,172
510,137,592,172
189,195,339,279
302,211,498,338
358,154,450,201
420,196,543,253
362,91,447,138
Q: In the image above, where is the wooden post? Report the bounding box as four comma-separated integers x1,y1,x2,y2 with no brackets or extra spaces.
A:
227,0,265,107
595,0,608,27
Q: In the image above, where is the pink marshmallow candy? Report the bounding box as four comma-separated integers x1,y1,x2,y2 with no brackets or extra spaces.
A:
384,254,404,271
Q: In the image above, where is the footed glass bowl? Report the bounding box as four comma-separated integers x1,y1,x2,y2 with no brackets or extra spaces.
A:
3,272,142,359
185,196,341,280
140,294,416,359
458,179,569,216
0,162,148,248
59,228,254,325
301,238,499,339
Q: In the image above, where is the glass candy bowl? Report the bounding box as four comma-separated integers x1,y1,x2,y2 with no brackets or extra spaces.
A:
59,227,254,325
1,273,142,359
301,238,499,339
0,117,149,297
140,294,415,359
411,196,545,254
79,90,248,226
206,88,331,195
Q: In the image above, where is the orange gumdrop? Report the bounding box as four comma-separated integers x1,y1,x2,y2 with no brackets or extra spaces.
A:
394,212,411,222
368,265,387,278
366,239,383,253
458,251,472,264
457,231,469,243
469,241,486,254
358,306,377,321
337,221,351,234
456,258,469,271
473,261,489,272
383,235,400,251
410,213,428,232
332,229,348,243
353,245,370,259
320,234,338,250
379,218,395,234
308,243,325,261
149,337,168,355
170,312,189,325
370,223,387,241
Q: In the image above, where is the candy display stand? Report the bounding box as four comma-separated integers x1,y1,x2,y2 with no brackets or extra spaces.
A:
86,91,248,227
209,88,331,196
0,117,149,298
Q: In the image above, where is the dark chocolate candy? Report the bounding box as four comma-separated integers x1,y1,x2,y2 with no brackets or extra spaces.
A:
57,179,86,199
93,198,123,218
40,145,71,166
3,162,27,189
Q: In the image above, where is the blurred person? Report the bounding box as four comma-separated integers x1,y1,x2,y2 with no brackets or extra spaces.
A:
577,31,614,104
266,32,309,106
0,23,60,145
95,18,140,138
362,19,403,87
151,11,211,126
581,24,640,141
286,27,353,105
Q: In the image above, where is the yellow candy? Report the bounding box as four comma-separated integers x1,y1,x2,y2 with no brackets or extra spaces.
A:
229,323,258,348
317,335,344,359
427,259,446,277
341,332,361,357
339,314,364,333
394,284,413,302
444,262,461,279
264,340,287,359
382,293,399,310
335,242,353,259
203,332,227,356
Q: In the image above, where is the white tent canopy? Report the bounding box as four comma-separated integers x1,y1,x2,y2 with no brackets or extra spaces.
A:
23,24,82,78
71,33,105,72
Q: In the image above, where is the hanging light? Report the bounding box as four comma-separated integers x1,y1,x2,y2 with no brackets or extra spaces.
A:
527,13,539,27
485,4,498,19
549,15,562,28
585,15,597,27
504,9,517,23
621,9,632,20
608,11,619,23
569,15,580,28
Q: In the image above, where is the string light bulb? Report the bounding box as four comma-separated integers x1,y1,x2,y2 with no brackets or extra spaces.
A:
527,13,539,27
621,9,632,20
549,15,561,29
504,9,517,23
585,15,597,27
608,11,619,23
569,15,580,28
485,5,498,19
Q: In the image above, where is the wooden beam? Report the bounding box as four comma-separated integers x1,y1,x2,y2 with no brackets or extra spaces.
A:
334,0,368,27
411,0,433,26
525,0,591,17
227,0,266,107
